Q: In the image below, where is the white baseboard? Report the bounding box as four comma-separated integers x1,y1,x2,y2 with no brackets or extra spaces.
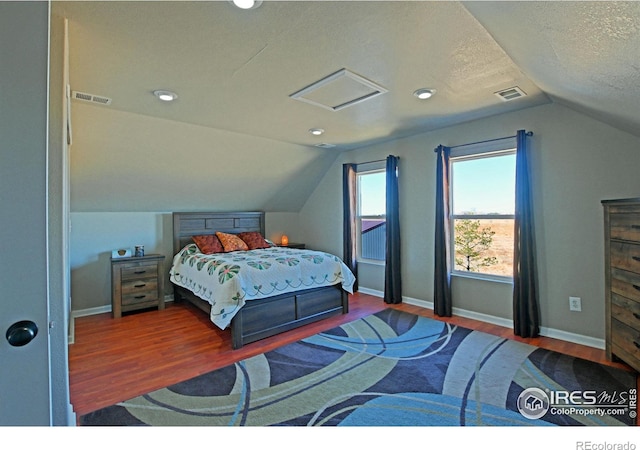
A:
70,289,604,350
68,316,75,345
67,404,76,427
72,304,111,318
70,294,175,319
356,288,605,350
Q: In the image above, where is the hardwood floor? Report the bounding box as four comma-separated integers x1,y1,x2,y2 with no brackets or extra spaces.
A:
69,292,637,422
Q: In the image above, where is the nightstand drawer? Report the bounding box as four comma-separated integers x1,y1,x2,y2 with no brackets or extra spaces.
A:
122,288,159,306
121,263,158,280
122,278,158,295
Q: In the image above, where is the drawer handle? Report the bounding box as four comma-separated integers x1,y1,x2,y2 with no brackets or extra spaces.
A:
633,256,640,262
134,295,146,299
633,285,640,292
635,340,640,350
632,225,640,230
134,270,147,274
634,312,640,321
134,283,146,288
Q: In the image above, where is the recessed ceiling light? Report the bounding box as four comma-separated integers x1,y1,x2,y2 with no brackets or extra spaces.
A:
309,128,325,136
153,90,178,102
413,88,436,100
230,0,263,10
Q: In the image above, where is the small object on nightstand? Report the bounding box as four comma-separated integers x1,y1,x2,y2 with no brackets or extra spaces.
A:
111,254,165,318
112,248,131,258
134,245,144,257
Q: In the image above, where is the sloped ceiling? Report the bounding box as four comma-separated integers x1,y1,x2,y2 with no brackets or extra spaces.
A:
54,1,640,212
463,1,640,138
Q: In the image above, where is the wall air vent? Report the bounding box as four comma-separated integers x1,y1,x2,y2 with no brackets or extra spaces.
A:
315,143,337,149
72,90,112,106
494,86,527,102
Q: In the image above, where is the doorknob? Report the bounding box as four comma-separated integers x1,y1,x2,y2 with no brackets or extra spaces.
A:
6,320,38,347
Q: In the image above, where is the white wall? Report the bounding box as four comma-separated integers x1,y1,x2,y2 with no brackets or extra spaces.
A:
69,103,337,213
300,102,640,341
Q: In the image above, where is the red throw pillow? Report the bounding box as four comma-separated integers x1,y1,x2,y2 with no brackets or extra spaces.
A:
238,231,270,250
192,234,224,254
216,232,249,252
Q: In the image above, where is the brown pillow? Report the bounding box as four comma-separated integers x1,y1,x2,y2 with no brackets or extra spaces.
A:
192,234,225,254
216,231,249,252
237,231,270,250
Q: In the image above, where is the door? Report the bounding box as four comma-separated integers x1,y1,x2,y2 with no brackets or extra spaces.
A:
0,1,53,425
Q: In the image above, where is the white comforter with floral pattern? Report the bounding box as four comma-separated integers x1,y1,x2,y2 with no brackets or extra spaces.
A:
169,244,356,330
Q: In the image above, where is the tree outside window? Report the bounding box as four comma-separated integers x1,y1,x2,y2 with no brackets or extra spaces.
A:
450,147,515,279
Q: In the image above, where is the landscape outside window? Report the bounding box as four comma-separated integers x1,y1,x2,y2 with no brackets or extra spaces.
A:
451,150,516,278
358,170,386,261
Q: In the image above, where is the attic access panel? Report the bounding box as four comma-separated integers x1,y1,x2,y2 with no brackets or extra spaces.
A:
290,69,388,112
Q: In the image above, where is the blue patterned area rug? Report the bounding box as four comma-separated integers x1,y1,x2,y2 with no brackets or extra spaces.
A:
80,309,637,426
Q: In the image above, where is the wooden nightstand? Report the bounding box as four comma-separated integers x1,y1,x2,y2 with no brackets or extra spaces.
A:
277,243,306,249
111,254,165,318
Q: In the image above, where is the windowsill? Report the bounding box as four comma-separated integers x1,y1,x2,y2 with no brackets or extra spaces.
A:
357,258,385,267
451,271,513,285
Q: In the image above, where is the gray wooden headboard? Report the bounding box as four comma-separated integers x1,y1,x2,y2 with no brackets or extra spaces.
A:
172,211,265,254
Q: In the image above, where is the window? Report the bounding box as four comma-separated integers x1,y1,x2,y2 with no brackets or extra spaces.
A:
450,139,516,280
357,166,386,262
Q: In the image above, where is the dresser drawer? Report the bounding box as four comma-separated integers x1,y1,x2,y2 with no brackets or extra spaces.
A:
610,213,640,242
611,268,640,302
610,241,640,274
121,262,158,281
611,293,640,331
611,319,640,369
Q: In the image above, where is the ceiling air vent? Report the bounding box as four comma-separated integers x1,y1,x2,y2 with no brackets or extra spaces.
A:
72,90,112,106
291,69,388,112
494,86,526,102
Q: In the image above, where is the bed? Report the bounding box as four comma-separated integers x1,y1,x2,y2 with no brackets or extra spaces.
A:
170,211,355,349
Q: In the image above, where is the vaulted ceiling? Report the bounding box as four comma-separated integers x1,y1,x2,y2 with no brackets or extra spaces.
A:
55,1,640,153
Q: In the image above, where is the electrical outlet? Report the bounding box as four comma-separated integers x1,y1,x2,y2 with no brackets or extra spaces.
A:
569,296,582,312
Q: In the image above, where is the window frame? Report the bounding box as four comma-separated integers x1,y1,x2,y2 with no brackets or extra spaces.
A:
356,162,386,265
449,137,516,283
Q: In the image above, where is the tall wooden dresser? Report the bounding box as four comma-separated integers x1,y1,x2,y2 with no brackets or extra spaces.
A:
602,198,640,372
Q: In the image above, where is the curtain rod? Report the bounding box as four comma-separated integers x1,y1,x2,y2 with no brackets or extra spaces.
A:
433,131,533,152
368,156,400,163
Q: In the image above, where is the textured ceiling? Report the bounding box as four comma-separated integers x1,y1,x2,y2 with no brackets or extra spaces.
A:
53,1,640,151
463,1,640,139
